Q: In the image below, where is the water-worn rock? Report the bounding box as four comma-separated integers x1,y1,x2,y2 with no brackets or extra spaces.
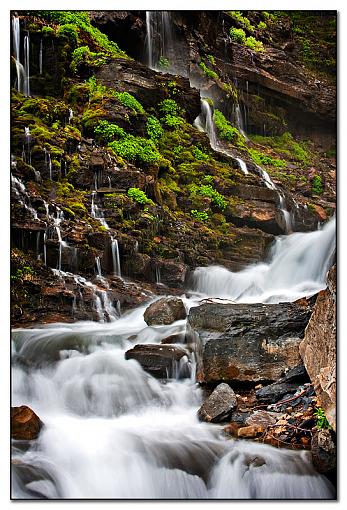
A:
144,297,187,326
311,429,336,473
255,364,309,403
300,265,336,430
237,426,265,438
245,410,283,428
11,406,43,440
197,383,237,423
124,344,190,378
188,302,311,384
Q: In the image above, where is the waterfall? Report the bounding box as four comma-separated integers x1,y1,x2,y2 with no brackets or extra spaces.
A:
68,109,73,124
145,11,175,72
111,239,121,277
23,34,30,97
91,191,109,230
145,11,153,69
12,16,25,93
191,216,335,303
235,157,248,175
54,209,68,271
234,103,247,139
95,256,102,277
39,39,43,75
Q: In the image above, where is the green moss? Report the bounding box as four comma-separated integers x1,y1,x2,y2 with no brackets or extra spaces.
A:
70,46,107,73
159,99,181,116
190,184,227,211
42,26,55,36
146,116,163,141
127,188,154,205
227,11,255,32
245,36,264,52
229,27,246,44
109,135,162,165
249,148,286,168
113,91,144,114
199,61,219,80
213,110,246,148
94,120,126,143
57,23,78,45
312,175,324,194
191,210,209,222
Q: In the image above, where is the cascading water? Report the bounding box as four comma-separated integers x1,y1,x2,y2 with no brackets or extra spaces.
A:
39,39,43,75
145,11,176,73
12,15,25,94
191,217,335,303
11,218,336,499
23,33,30,97
111,239,121,277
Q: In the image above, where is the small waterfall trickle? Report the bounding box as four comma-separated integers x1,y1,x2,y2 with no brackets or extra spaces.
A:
12,15,25,94
53,208,68,271
68,109,73,124
23,33,30,97
39,38,43,75
95,256,102,278
11,174,38,220
145,11,176,73
111,239,121,277
145,11,153,69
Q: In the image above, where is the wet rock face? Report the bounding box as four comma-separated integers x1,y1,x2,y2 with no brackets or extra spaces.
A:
188,302,312,384
311,429,336,473
124,344,190,378
144,297,187,326
300,265,336,431
11,406,43,440
255,364,309,403
197,383,237,423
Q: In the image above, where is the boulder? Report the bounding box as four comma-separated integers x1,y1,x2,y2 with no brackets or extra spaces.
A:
125,344,190,378
188,302,312,384
255,382,299,403
299,265,336,430
311,429,336,473
245,410,283,428
197,383,237,423
11,406,43,440
237,426,265,438
144,297,187,326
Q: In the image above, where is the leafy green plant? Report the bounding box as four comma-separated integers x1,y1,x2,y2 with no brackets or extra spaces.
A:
190,184,227,211
57,23,78,45
114,91,144,114
71,46,107,73
158,56,170,69
257,21,267,30
249,148,286,168
213,110,245,148
245,36,264,52
42,25,55,36
109,135,162,165
128,187,154,205
207,54,216,65
191,210,209,221
228,11,255,32
229,27,247,44
162,114,184,129
94,120,126,143
199,60,219,80
191,146,209,162
312,175,324,195
11,266,34,283
159,99,180,116
146,116,163,141
314,407,332,430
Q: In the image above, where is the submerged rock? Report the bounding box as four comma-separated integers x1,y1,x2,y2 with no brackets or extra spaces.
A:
197,383,237,423
11,406,43,440
144,297,187,326
124,344,190,378
300,265,336,431
188,302,312,384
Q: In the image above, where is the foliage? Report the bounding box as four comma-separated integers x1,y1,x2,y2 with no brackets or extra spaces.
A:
191,146,209,161
11,266,34,283
207,54,216,65
257,21,267,30
199,61,219,80
158,56,170,69
227,11,255,32
127,187,154,205
71,46,107,73
42,25,54,36
159,99,180,116
213,110,246,148
191,210,209,221
312,175,324,195
229,27,246,44
245,36,264,52
146,116,163,141
250,131,310,165
249,148,286,168
109,135,162,165
190,184,227,211
167,81,179,96
162,114,184,129
57,23,78,45
314,407,332,430
113,91,145,114
94,120,126,143
38,11,127,57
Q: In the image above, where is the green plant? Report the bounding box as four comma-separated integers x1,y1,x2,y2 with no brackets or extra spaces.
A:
249,148,286,168
57,23,78,45
191,210,209,221
159,99,180,116
191,146,209,162
71,46,107,73
162,114,184,129
146,116,163,141
229,27,246,44
245,36,264,52
190,184,227,211
109,135,162,165
228,11,255,32
314,407,332,430
127,187,154,205
158,56,170,69
213,110,245,148
207,54,216,65
202,174,214,184
113,91,145,114
257,21,267,30
167,81,178,96
199,60,219,80
42,26,54,36
94,120,126,143
11,266,34,283
312,175,324,195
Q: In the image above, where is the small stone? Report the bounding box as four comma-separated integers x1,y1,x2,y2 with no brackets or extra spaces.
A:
198,383,237,423
144,297,186,326
11,406,43,440
237,425,264,438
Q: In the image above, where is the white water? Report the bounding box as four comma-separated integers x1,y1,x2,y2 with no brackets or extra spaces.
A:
23,34,30,97
12,16,25,93
192,217,335,303
111,239,121,277
39,39,43,75
12,217,335,499
145,11,175,73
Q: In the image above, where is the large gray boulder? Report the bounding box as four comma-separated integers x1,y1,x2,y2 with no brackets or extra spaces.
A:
144,297,187,326
187,302,312,384
198,383,237,423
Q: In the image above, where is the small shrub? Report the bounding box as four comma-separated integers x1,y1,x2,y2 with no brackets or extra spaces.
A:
158,56,170,69
245,36,264,52
228,11,255,32
207,54,216,65
146,116,163,141
191,210,209,221
159,99,180,116
71,46,106,73
199,61,219,80
113,91,144,114
249,148,286,168
229,27,246,44
190,184,227,211
312,175,324,195
257,21,267,30
314,407,332,430
214,110,239,143
94,120,126,143
128,187,154,205
109,135,162,165
57,23,78,45
162,114,184,129
191,146,209,162
42,26,54,36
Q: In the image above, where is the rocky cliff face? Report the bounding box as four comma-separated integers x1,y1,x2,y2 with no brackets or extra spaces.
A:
299,264,336,431
10,11,336,325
